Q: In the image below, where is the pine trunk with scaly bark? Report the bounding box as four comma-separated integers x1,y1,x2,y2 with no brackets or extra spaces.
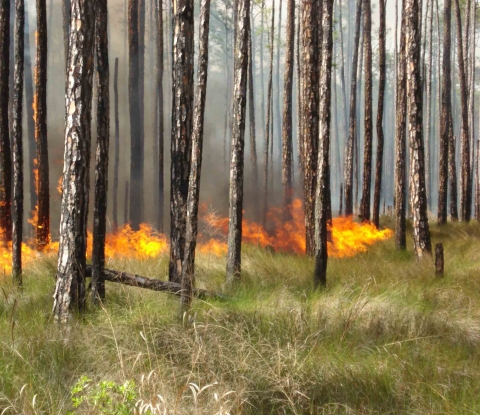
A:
169,0,194,284
226,0,250,283
395,0,407,249
360,0,373,222
53,0,95,323
449,125,458,220
454,0,471,222
314,0,333,287
113,58,120,230
181,0,211,312
301,0,319,255
248,12,258,212
296,3,303,188
373,0,386,228
0,0,11,243
425,0,433,203
344,0,362,217
12,0,24,284
156,0,164,232
92,0,110,305
406,0,432,257
35,0,49,250
282,0,294,218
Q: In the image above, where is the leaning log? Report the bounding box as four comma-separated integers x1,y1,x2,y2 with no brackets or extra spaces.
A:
85,265,228,300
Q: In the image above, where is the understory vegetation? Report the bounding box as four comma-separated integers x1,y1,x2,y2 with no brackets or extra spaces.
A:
1,218,480,414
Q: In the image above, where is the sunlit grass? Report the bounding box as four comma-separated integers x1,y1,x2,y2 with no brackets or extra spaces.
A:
1,218,480,414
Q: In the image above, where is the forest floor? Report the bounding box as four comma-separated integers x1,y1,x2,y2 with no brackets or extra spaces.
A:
1,217,480,414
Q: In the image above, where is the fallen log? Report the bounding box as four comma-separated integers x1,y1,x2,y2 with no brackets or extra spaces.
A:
85,266,229,300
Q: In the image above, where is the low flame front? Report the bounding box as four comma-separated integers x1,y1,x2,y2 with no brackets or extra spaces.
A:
0,199,393,274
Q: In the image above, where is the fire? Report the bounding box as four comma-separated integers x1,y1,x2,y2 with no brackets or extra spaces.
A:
27,160,39,231
57,176,63,195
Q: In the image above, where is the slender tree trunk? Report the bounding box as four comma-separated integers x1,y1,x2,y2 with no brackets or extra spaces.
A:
169,0,194,284
53,0,95,323
425,0,433,204
454,0,471,222
156,0,164,231
12,0,24,284
260,0,266,164
344,0,362,216
92,0,110,305
468,0,475,215
438,0,451,224
406,0,432,257
35,0,49,250
136,0,145,225
0,0,12,243
395,0,407,249
62,0,70,68
181,0,211,312
360,0,373,222
314,0,333,288
301,0,319,255
112,58,120,230
449,125,458,220
282,0,294,217
373,0,386,228
295,3,303,188
262,0,275,226
226,0,250,283
248,11,258,208
124,180,129,224
275,0,282,164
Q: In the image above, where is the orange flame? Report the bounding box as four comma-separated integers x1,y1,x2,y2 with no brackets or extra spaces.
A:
57,176,63,195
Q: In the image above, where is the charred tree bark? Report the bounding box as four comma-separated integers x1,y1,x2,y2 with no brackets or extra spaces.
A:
282,0,294,218
169,0,194,284
437,0,451,224
12,0,24,284
425,0,433,203
62,0,70,68
181,0,211,312
395,0,407,249
301,0,319,255
156,0,164,232
35,0,49,250
360,0,373,222
295,3,303,188
454,0,471,222
0,0,12,243
112,58,119,230
53,0,95,323
124,180,129,225
406,0,432,257
92,0,110,305
344,0,362,216
137,0,145,225
449,127,458,220
226,0,250,283
372,0,386,229
314,0,333,288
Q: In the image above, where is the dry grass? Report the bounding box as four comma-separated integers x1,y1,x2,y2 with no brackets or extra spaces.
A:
2,218,480,414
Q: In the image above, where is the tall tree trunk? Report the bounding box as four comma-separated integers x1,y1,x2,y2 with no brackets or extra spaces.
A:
262,0,275,226
454,0,471,222
395,0,407,249
62,0,70,68
226,0,250,283
136,0,145,225
406,0,432,257
0,0,12,243
259,0,266,167
314,0,333,287
35,0,49,250
425,0,433,204
92,0,110,305
282,0,294,217
12,0,24,284
295,3,303,188
373,0,386,228
468,0,475,215
449,123,458,220
156,0,164,232
248,11,258,212
112,58,120,230
301,0,319,255
343,0,362,216
181,0,211,312
169,0,194,284
53,0,95,323
438,0,451,224
360,0,373,222
274,0,282,166
124,180,129,224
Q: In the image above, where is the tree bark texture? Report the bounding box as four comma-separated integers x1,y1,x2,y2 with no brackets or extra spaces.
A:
248,12,258,213
169,0,194,284
282,0,294,217
92,0,110,305
373,0,386,228
0,0,12,243
53,0,96,323
12,0,24,284
62,0,70,68
35,0,49,250
124,180,129,225
295,3,303,189
344,0,362,216
156,0,164,231
181,0,211,311
226,0,250,283
406,0,432,257
301,0,319,255
449,127,458,220
113,58,119,230
137,0,145,225
314,0,333,288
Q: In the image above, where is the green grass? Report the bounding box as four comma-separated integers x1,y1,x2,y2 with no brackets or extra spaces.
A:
2,218,480,414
